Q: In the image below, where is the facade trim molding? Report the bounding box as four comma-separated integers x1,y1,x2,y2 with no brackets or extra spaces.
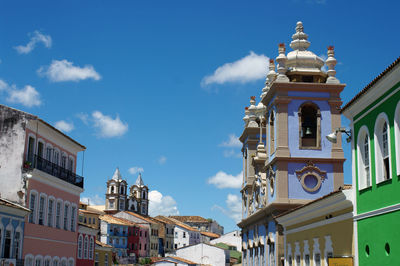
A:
24,235,77,245
354,203,400,221
285,212,353,235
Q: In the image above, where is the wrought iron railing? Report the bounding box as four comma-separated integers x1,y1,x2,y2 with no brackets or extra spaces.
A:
24,154,84,188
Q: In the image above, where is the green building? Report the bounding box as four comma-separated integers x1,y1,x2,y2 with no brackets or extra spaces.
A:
342,57,400,265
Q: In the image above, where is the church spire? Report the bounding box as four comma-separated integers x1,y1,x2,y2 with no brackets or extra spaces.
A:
112,167,122,181
135,173,144,187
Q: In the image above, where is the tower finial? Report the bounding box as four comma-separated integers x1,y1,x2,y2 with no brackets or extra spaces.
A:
275,43,289,82
326,46,340,84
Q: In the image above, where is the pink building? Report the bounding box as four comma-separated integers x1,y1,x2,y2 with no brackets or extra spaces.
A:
138,225,149,258
0,105,85,266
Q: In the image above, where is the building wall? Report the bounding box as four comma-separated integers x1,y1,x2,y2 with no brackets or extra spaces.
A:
286,218,353,266
76,231,95,266
175,244,228,266
94,247,112,266
0,208,26,259
211,231,241,252
353,83,400,214
127,226,139,258
23,176,80,263
357,210,400,265
0,107,30,205
173,227,190,249
138,226,149,257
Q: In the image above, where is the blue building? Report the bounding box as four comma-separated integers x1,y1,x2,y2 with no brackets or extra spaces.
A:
99,215,132,258
0,197,30,265
238,22,346,265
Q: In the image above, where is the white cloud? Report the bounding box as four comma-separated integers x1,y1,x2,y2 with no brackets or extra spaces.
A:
207,171,242,189
76,113,89,125
128,167,144,174
202,51,269,86
223,149,242,158
0,79,7,91
14,30,52,54
158,156,167,165
7,85,41,107
220,134,241,148
149,190,179,216
80,194,105,206
92,111,128,138
212,193,242,222
54,120,74,133
38,59,101,82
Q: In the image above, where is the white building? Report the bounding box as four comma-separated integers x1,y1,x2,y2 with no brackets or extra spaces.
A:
156,216,200,249
210,230,241,252
153,256,197,266
174,243,230,266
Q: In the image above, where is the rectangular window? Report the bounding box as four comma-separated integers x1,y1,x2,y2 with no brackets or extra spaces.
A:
13,231,21,259
61,155,66,168
4,230,12,258
71,206,76,231
68,158,73,171
29,193,36,223
183,232,186,238
48,199,54,227
104,254,108,266
46,147,52,161
54,151,59,165
64,204,69,230
56,201,61,229
38,196,45,225
95,253,99,266
27,137,35,162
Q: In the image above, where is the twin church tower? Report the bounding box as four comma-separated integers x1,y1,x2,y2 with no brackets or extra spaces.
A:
105,168,149,216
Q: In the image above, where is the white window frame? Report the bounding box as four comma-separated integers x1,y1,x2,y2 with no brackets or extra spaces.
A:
374,113,393,183
303,240,310,266
60,258,67,266
89,236,94,260
70,204,77,232
84,235,89,259
38,193,47,226
24,254,34,266
53,148,60,166
77,234,83,259
55,199,62,229
68,258,74,266
357,126,372,189
286,243,292,266
45,144,53,162
13,226,23,259
34,255,44,266
53,256,60,266
63,201,70,231
394,101,400,176
294,241,300,266
44,256,52,266
4,223,14,259
29,190,39,224
26,134,36,162
67,156,75,172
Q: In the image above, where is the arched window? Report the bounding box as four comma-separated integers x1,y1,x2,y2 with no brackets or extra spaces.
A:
84,236,89,259
298,102,321,148
89,237,94,260
269,111,275,154
110,186,114,194
357,127,371,189
375,113,392,183
394,101,400,176
78,235,83,259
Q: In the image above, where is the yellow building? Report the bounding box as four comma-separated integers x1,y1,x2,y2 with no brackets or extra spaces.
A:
79,209,101,230
276,187,354,266
95,240,113,266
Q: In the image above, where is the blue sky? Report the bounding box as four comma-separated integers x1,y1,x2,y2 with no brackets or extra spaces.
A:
0,0,399,232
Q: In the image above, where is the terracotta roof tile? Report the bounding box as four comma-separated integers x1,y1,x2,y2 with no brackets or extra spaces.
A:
170,215,209,223
166,256,198,264
99,215,137,226
156,216,198,232
124,211,158,225
341,56,400,113
200,231,220,238
95,240,112,248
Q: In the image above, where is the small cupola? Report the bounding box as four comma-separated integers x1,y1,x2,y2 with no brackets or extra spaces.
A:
285,21,327,83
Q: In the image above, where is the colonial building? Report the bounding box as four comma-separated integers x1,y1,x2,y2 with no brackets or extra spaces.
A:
153,217,175,256
0,197,30,265
94,240,112,266
275,187,353,266
341,57,400,265
238,22,345,265
104,170,149,216
105,168,128,214
99,215,130,258
173,243,230,266
0,104,85,266
76,224,97,266
210,230,241,252
170,216,223,235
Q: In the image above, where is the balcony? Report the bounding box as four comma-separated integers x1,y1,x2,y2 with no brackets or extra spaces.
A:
24,154,84,188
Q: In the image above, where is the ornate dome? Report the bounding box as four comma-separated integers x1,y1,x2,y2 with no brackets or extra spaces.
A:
285,22,326,79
